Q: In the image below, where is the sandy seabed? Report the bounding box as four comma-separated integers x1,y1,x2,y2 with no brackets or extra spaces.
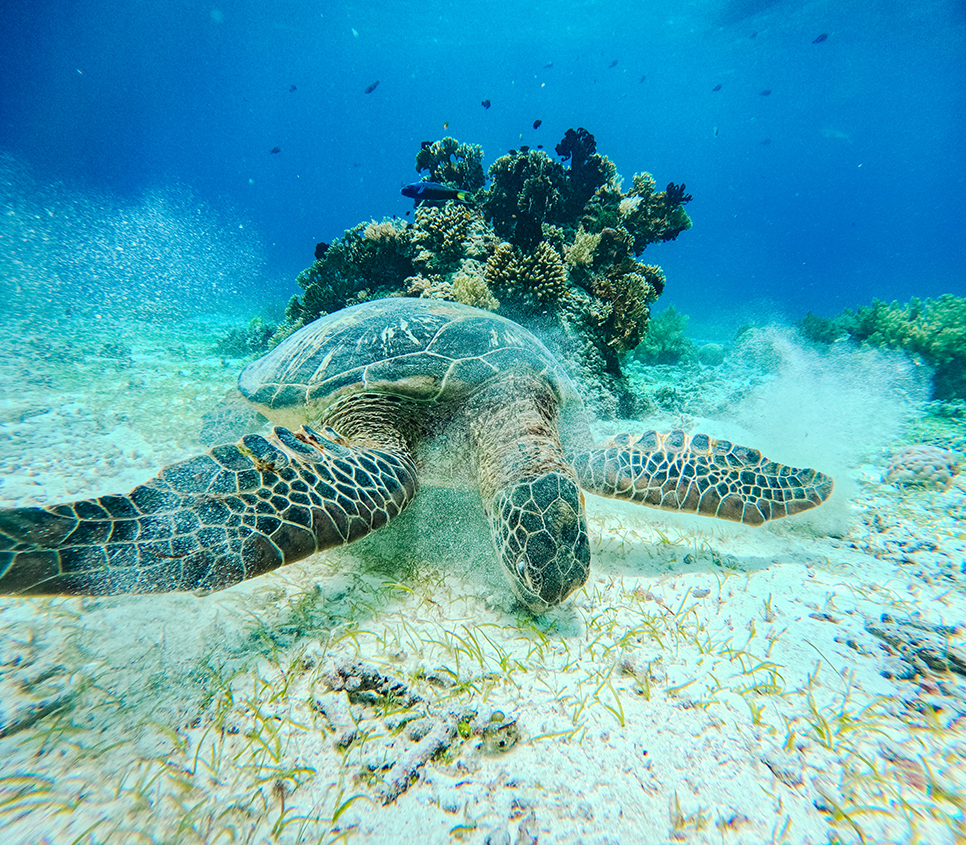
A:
0,312,964,845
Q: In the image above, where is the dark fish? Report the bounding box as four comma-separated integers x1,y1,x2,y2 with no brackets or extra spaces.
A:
813,33,828,43
543,62,553,69
509,149,516,156
759,89,771,96
608,59,618,68
533,119,542,129
315,242,329,260
761,138,772,145
520,145,529,153
405,210,411,215
712,84,722,92
270,146,281,154
639,75,646,82
401,181,469,202
289,84,297,92
420,140,433,150
750,30,757,38
482,99,491,109
536,144,543,149
364,80,379,94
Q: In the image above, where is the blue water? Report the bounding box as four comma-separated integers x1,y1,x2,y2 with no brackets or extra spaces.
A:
2,0,964,333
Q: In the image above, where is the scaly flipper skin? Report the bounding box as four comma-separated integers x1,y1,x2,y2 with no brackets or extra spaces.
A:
570,430,833,526
0,426,417,596
466,372,591,611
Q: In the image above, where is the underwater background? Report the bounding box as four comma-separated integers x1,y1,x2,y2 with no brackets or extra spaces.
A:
2,2,966,844
2,0,964,332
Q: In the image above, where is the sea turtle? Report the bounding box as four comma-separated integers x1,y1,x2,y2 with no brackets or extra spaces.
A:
0,298,833,611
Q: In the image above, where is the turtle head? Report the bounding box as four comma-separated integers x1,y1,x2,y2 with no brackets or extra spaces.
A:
489,472,590,612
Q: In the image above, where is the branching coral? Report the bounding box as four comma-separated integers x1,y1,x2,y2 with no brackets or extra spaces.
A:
484,241,568,307
415,137,485,192
583,172,693,254
632,305,697,365
412,203,479,272
591,264,664,353
482,150,568,251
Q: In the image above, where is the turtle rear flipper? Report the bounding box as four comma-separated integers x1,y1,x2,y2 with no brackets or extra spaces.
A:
0,426,417,596
570,429,833,526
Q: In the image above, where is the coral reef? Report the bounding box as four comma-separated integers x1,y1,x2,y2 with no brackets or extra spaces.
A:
484,241,569,307
283,128,693,415
414,136,485,193
482,149,568,251
697,342,727,367
411,203,481,273
451,260,499,310
632,305,697,366
884,444,961,490
798,295,966,399
287,219,417,324
554,127,619,220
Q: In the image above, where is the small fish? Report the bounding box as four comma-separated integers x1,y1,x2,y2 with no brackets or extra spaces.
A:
712,84,722,92
420,140,433,150
364,80,379,94
533,119,542,129
608,59,618,68
315,242,329,260
750,30,757,38
713,126,719,136
639,75,646,83
536,144,543,149
288,84,297,92
482,99,491,109
520,145,529,153
759,89,771,96
270,146,281,154
813,33,828,43
543,61,553,69
760,138,772,145
401,181,469,203
443,121,449,129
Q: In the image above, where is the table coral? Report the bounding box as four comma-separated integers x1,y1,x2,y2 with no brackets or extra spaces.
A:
884,444,961,490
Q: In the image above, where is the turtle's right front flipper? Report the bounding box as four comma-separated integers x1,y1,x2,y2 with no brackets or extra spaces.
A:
0,426,417,596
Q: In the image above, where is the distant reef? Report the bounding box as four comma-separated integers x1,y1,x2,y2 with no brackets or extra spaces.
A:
264,129,692,417
798,295,966,400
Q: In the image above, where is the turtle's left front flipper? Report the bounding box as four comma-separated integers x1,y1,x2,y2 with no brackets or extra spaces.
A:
570,429,833,526
0,425,417,596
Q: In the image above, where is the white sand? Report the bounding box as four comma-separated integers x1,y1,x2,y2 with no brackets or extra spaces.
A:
1,314,963,845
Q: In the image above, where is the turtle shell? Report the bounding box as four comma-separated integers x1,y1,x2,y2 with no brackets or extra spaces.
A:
238,298,580,415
